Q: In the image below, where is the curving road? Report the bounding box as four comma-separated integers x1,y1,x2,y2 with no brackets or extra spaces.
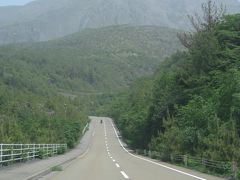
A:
47,117,223,180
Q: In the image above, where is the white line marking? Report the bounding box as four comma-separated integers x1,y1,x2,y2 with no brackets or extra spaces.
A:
110,156,113,159
113,159,116,162
116,163,120,168
120,171,129,179
77,147,90,159
110,120,206,180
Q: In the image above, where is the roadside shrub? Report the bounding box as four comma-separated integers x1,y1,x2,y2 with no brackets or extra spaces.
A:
38,149,48,159
57,146,66,155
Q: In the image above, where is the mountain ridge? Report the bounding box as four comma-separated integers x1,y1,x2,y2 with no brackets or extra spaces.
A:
0,25,183,93
0,0,239,45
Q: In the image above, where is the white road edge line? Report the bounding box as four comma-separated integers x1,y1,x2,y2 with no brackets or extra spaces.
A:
110,120,207,180
120,171,129,179
77,147,90,159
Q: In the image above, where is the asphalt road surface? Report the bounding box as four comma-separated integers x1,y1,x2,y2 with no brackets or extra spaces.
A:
47,117,223,180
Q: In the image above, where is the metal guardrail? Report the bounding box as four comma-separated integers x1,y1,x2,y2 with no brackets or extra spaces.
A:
0,143,67,166
82,122,89,135
135,149,238,179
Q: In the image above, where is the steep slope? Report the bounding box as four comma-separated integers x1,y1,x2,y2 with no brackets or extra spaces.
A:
108,14,240,177
0,25,182,93
0,25,182,144
0,0,239,44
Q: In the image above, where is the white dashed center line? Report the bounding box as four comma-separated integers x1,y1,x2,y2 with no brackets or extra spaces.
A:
120,171,129,179
115,163,120,168
104,120,130,179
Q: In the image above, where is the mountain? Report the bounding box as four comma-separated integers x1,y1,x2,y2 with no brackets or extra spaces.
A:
0,25,183,144
0,0,239,45
107,15,240,176
0,25,182,93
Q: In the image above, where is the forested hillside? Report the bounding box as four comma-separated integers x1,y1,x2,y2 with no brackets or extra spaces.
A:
109,3,240,168
0,25,182,146
0,26,181,93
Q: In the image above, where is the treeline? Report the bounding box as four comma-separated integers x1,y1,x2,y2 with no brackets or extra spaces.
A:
0,24,184,149
0,25,181,148
109,2,240,164
0,25,182,93
0,84,88,148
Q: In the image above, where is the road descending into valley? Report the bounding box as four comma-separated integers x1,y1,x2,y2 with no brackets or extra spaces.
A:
48,117,223,180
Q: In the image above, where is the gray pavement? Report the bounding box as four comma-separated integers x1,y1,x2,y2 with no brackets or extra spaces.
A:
45,117,225,180
0,119,96,180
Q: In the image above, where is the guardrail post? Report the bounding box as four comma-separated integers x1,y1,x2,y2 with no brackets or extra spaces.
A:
148,150,152,158
0,144,2,167
184,155,188,167
51,144,53,155
170,154,174,162
232,161,237,180
46,144,48,156
33,144,35,159
11,144,13,163
20,144,22,161
202,158,205,166
144,149,147,156
37,144,39,158
27,144,29,160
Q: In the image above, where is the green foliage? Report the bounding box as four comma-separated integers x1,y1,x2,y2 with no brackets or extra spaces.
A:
57,146,66,155
109,13,240,176
0,26,182,148
21,152,28,162
38,149,48,159
0,26,183,147
51,166,63,172
0,26,182,93
109,77,154,149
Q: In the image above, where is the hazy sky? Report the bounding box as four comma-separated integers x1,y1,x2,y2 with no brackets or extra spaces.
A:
0,0,35,6
0,0,240,6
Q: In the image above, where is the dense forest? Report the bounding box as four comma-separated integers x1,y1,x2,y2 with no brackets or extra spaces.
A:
0,25,182,148
109,2,240,166
0,26,182,93
0,84,89,148
1,1,240,177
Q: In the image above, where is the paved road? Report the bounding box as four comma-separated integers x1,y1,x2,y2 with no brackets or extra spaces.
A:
47,117,224,180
